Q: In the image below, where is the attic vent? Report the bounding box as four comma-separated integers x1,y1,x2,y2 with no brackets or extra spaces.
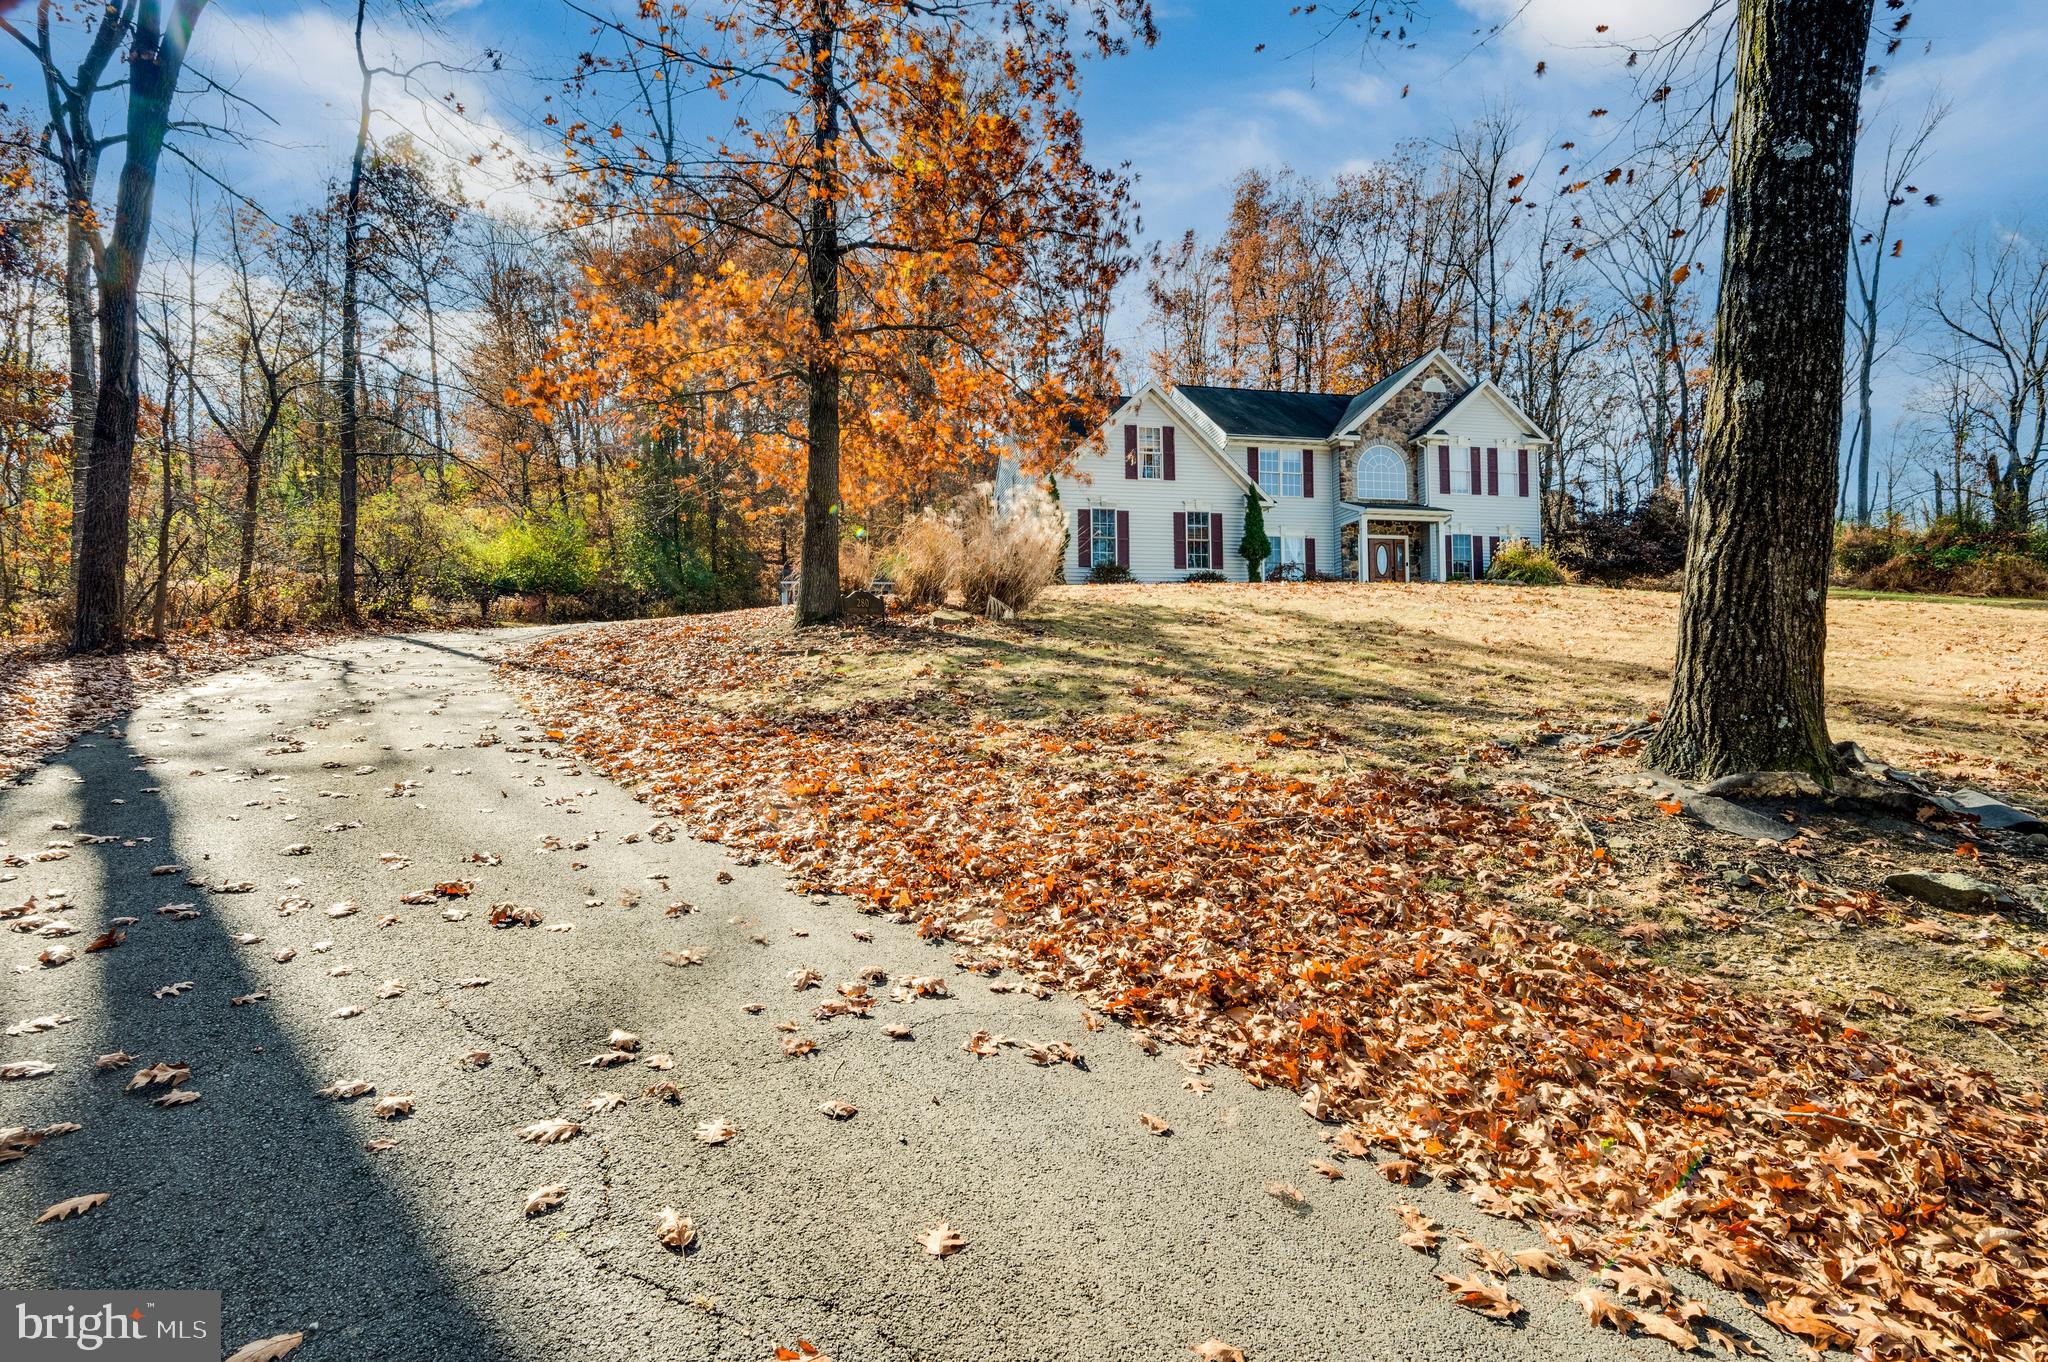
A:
1421,376,1447,394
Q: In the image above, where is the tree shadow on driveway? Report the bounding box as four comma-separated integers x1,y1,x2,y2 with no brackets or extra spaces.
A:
0,671,519,1362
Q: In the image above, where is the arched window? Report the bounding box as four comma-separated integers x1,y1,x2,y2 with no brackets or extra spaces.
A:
1356,445,1407,501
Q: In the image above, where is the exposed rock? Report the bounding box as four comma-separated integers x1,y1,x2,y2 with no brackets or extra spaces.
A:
1882,871,2025,915
929,608,973,626
1681,795,1798,843
1937,789,2047,835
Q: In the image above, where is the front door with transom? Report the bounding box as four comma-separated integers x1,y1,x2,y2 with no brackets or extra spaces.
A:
1365,535,1407,582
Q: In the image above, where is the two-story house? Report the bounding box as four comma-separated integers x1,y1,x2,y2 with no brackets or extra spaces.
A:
1062,350,1552,583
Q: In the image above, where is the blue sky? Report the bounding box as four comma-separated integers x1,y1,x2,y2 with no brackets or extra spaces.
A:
7,0,2046,411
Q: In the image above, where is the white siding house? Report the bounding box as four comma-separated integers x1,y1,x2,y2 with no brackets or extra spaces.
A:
1062,352,1552,583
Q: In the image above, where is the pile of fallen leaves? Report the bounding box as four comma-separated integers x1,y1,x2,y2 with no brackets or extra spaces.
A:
0,632,328,781
512,612,2048,1360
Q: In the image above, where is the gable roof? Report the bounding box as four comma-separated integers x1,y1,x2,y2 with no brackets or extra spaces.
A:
1170,384,1354,441
1418,378,1553,444
1332,354,1432,437
1331,349,1472,440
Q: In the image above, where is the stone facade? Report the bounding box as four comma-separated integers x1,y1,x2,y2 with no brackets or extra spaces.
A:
1334,364,1464,503
1339,518,1435,580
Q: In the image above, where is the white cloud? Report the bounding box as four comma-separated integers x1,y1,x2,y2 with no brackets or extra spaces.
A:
183,3,561,221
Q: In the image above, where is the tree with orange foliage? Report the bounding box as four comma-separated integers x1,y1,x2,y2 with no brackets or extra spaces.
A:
533,0,1153,624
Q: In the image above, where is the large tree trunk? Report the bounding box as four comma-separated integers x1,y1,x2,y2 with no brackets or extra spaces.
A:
336,0,372,624
62,213,98,589
795,2,843,627
71,0,209,653
1646,0,1872,783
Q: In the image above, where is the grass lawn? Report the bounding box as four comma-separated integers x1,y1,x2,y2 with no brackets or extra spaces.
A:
776,582,2048,801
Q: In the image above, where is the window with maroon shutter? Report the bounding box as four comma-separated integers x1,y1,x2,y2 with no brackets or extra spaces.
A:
1076,509,1091,568
1302,449,1314,498
1486,447,1499,496
1116,510,1130,568
1162,426,1176,481
1438,445,1451,494
1304,537,1317,578
1172,512,1187,569
1468,446,1482,494
1517,448,1530,497
1123,424,1138,480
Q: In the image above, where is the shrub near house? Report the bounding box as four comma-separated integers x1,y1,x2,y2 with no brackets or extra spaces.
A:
1065,350,1552,584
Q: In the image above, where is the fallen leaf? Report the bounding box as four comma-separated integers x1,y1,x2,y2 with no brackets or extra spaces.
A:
1438,1272,1523,1320
1510,1247,1568,1277
1575,1288,1638,1335
524,1184,568,1217
917,1220,966,1257
1138,1112,1172,1136
222,1332,305,1362
34,1192,109,1224
655,1206,696,1250
518,1118,583,1145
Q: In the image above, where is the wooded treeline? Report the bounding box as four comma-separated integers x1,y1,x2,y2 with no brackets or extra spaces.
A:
1,0,1155,636
1140,106,2047,541
2,0,2042,647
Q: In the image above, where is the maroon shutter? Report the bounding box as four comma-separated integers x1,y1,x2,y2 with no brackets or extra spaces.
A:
1468,446,1482,493
1116,509,1130,568
1247,446,1259,486
1438,445,1451,495
1162,426,1176,481
1487,536,1500,572
1486,447,1499,496
1076,509,1091,568
1517,448,1530,497
1123,425,1137,480
1444,535,1454,579
1304,537,1317,579
1301,449,1314,498
1211,513,1225,570
1172,512,1187,569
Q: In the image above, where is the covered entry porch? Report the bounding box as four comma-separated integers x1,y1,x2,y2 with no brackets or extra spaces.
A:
1337,502,1453,582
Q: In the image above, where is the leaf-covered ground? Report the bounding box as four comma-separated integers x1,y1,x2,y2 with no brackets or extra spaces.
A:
509,593,2048,1362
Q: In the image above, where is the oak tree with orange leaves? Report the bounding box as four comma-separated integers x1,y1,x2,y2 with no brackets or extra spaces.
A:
532,0,1153,623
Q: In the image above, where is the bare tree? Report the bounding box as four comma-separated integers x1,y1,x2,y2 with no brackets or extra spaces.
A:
1846,97,1945,523
191,210,317,625
1928,227,2048,532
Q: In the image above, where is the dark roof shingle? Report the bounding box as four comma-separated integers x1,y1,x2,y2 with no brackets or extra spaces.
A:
1170,385,1355,440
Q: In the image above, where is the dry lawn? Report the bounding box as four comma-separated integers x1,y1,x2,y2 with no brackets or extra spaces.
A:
779,582,2048,799
746,583,2048,1079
